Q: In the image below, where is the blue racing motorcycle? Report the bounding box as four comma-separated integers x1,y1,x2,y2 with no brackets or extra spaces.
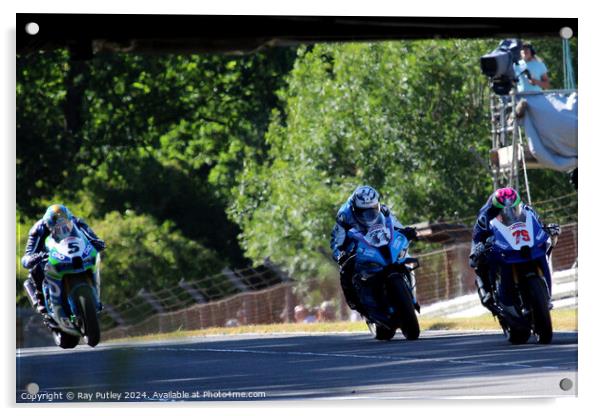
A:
343,215,420,341
484,204,556,344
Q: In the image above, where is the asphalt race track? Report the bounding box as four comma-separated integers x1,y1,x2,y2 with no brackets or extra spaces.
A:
16,330,577,402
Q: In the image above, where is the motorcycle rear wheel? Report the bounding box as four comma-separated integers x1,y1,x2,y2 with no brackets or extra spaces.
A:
52,330,80,349
367,321,396,341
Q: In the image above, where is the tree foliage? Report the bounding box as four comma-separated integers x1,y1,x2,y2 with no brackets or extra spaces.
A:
17,37,577,306
89,211,226,305
230,39,576,291
17,48,296,265
17,47,296,306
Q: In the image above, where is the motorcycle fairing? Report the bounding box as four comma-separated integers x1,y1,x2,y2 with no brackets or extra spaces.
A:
43,225,101,335
348,215,410,276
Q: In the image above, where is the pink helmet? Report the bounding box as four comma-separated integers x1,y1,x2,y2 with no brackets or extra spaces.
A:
492,187,521,209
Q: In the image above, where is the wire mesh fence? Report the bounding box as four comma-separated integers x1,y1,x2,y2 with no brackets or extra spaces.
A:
99,263,285,331
414,222,577,307
103,283,297,340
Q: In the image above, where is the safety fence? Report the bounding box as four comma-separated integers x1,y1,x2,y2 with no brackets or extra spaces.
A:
99,262,287,333
414,222,577,306
103,283,297,339
100,222,576,340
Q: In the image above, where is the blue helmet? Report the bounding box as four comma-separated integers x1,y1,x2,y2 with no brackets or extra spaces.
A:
351,185,381,226
43,204,74,240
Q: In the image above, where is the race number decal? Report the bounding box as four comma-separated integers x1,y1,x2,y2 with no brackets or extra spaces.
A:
511,229,530,244
365,224,390,247
67,242,80,254
490,216,535,250
56,236,85,257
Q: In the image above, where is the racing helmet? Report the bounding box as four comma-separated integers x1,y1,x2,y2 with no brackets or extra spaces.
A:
492,187,521,209
493,188,525,223
43,204,74,241
351,185,381,227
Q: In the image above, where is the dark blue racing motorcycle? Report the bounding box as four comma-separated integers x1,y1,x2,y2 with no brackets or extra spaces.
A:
343,215,420,341
484,204,556,344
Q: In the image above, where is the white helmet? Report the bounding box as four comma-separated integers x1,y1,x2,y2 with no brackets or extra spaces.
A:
351,185,381,226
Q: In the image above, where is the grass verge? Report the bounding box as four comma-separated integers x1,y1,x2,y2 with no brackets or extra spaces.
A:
106,308,576,344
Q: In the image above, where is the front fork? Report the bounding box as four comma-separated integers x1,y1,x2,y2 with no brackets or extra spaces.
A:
405,271,420,312
495,260,552,315
408,271,417,300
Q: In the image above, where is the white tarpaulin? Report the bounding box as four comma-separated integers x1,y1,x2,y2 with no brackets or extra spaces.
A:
520,91,578,172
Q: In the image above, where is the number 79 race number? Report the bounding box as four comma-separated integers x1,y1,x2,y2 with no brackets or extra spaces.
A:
512,229,530,244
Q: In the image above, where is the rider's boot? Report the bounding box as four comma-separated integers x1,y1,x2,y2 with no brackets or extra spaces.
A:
355,281,395,329
475,268,497,315
340,260,366,316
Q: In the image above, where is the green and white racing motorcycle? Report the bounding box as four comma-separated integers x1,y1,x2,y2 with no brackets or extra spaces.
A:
41,224,102,348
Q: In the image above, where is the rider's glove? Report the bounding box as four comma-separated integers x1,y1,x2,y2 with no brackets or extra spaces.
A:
484,235,495,249
401,227,418,241
91,239,106,252
29,252,49,267
469,242,487,268
545,223,561,237
336,251,349,266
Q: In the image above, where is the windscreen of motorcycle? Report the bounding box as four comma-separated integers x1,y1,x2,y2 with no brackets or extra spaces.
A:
364,223,391,247
499,204,526,226
490,209,535,250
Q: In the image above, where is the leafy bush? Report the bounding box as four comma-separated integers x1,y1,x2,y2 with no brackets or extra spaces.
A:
90,210,226,306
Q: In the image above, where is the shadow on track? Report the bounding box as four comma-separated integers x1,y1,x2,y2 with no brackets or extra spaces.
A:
16,331,577,401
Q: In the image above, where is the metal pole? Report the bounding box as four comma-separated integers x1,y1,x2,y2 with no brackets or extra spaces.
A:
518,125,532,205
490,93,501,189
509,91,519,189
563,39,568,90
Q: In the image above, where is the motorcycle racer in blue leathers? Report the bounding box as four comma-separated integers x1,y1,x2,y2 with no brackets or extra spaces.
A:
21,204,106,315
330,186,417,315
469,188,560,313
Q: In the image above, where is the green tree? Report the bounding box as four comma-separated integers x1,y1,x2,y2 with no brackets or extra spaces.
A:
231,39,576,293
90,210,227,305
17,48,296,269
16,47,297,308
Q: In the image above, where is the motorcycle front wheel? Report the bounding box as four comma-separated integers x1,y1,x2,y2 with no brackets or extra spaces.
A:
74,286,101,347
525,277,553,344
502,323,531,345
389,274,420,340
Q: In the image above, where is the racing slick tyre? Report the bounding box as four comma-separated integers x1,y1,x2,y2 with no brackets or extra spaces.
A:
526,277,553,344
74,286,101,347
390,274,420,340
503,324,531,345
52,330,80,349
367,321,396,341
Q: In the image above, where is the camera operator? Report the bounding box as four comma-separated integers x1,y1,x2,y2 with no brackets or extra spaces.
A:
513,43,550,92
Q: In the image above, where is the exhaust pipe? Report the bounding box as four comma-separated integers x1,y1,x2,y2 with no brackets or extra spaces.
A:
23,279,38,308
